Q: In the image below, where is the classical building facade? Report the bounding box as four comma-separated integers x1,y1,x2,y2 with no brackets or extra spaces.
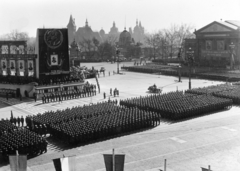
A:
185,20,240,67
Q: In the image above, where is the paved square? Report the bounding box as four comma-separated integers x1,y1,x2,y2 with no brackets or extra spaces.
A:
0,62,239,171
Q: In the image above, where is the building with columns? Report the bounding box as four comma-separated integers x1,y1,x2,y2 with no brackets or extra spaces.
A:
185,20,240,68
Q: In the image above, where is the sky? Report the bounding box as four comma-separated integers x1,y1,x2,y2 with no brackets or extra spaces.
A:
0,0,240,37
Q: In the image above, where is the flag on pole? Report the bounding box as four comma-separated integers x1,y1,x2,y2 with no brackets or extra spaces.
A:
103,154,125,171
9,155,27,171
53,156,76,171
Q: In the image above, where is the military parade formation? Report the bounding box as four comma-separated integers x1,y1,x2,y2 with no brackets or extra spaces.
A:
2,58,240,169
1,82,239,159
24,101,160,144
0,119,47,161
120,91,233,120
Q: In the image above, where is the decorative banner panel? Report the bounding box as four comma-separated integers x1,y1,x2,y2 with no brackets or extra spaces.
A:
9,60,16,70
1,59,7,71
28,60,34,72
18,60,25,71
38,29,69,76
50,54,58,66
9,60,16,76
19,60,25,76
28,60,34,76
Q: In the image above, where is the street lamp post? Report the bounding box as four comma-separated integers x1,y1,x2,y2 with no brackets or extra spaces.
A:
229,42,235,69
178,47,182,82
115,46,120,74
186,47,194,90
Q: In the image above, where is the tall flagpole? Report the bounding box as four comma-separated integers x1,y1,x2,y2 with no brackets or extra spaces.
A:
16,150,19,171
112,149,115,171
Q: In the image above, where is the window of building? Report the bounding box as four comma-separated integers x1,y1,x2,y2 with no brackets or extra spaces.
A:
1,45,8,54
19,45,25,54
10,45,17,54
206,40,212,50
217,40,224,51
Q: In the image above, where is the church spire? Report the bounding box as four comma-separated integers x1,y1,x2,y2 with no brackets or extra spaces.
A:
85,19,88,27
69,15,74,24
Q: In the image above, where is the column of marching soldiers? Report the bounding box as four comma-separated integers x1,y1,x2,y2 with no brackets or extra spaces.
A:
41,82,97,103
2,83,240,160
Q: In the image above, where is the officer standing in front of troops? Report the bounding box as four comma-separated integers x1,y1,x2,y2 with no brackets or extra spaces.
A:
34,92,37,102
103,92,106,99
17,116,21,127
20,116,24,127
42,95,45,103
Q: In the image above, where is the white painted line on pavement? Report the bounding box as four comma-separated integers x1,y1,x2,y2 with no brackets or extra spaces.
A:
170,137,186,143
221,126,237,132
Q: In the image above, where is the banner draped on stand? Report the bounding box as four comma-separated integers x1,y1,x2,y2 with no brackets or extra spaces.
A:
53,156,76,171
103,154,125,171
9,155,27,171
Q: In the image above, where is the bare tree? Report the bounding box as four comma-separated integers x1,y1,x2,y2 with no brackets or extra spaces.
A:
163,23,195,58
78,37,98,59
6,30,29,41
145,32,162,59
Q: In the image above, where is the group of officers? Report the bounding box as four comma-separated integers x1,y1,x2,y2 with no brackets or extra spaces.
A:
0,119,47,160
42,83,97,103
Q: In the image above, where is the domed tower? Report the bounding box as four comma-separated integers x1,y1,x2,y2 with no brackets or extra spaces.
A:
133,19,141,43
99,28,106,41
67,15,76,45
119,28,132,48
109,22,119,37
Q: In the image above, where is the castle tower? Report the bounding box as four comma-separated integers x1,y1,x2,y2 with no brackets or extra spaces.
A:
85,19,88,27
67,15,76,45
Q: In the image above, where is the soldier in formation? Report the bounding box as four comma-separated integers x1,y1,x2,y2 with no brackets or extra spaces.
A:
0,119,48,159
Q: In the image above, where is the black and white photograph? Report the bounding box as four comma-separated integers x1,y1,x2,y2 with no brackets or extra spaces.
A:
0,0,240,171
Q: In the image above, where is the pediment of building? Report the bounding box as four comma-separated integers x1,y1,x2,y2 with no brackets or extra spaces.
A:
199,23,233,33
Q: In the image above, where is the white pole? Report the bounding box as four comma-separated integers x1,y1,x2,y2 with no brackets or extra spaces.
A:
16,150,19,171
208,165,211,171
113,149,115,171
164,159,167,171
